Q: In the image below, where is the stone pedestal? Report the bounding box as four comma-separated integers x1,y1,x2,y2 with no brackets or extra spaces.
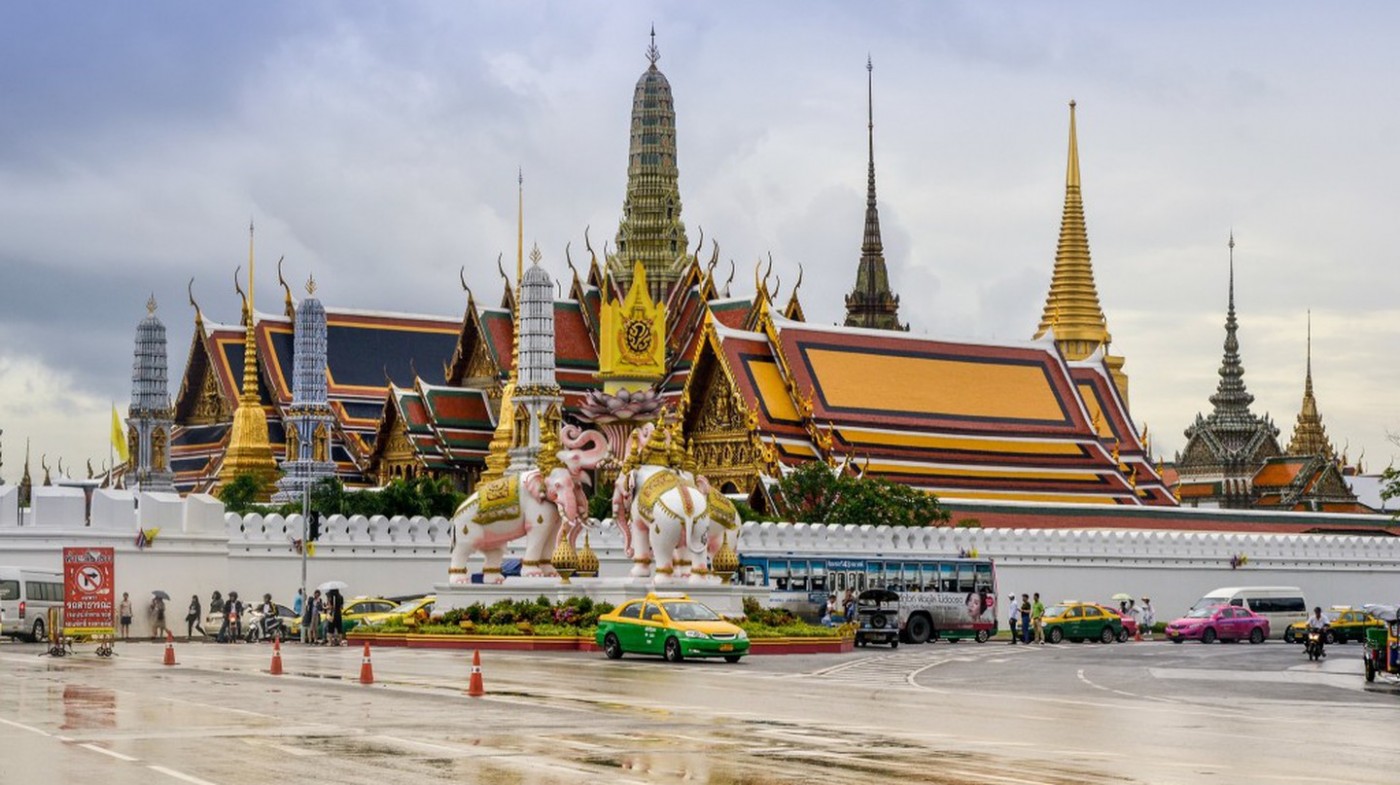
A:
433,576,768,618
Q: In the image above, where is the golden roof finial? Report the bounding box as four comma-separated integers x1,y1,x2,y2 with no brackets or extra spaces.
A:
305,274,317,296
646,24,660,66
529,243,542,266
1066,99,1080,188
146,293,157,315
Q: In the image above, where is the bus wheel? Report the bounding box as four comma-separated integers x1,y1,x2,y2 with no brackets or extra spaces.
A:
905,615,933,645
975,629,989,643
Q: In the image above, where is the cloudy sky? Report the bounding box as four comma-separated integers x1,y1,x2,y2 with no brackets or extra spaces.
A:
2,1,1398,482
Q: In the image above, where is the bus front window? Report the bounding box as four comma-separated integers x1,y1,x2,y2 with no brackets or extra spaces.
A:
770,561,790,591
790,561,810,592
810,562,827,593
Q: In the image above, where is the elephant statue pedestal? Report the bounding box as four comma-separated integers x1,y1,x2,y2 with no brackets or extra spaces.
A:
432,576,767,619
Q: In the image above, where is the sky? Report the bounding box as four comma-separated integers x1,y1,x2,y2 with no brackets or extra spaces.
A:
2,1,1399,483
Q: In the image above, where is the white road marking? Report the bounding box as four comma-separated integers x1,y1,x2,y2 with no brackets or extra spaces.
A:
0,716,50,736
80,743,139,762
149,765,222,785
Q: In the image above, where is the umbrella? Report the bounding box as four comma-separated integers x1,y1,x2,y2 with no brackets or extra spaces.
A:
318,580,348,593
151,590,171,600
1110,593,1133,602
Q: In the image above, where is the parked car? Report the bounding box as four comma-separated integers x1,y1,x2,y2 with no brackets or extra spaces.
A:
1285,607,1384,645
1104,605,1139,642
596,593,749,662
1193,586,1306,640
355,596,437,628
334,596,398,634
1040,601,1124,644
207,602,299,640
1166,604,1269,644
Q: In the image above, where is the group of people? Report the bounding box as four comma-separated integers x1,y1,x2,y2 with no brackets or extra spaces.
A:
113,587,345,645
820,589,860,626
1118,597,1156,640
298,587,346,646
1007,593,1047,644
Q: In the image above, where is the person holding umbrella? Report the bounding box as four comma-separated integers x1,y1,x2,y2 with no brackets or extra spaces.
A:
149,590,169,641
318,582,346,647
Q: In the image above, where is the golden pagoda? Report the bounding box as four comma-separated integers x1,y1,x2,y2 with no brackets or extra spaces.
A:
1033,101,1128,404
218,222,280,499
1286,313,1336,460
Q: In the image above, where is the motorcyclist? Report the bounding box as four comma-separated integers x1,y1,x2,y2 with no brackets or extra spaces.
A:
1306,606,1331,657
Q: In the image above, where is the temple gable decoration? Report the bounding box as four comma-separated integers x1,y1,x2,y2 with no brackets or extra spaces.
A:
599,261,667,394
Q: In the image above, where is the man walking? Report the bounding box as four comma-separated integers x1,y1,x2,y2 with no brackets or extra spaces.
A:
1139,597,1155,640
1019,594,1032,644
1032,592,1046,645
1007,594,1019,644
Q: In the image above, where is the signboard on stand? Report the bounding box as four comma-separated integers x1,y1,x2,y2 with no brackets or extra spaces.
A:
63,547,115,637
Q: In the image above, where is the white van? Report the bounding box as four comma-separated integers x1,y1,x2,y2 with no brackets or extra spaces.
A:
1190,586,1307,640
0,567,65,642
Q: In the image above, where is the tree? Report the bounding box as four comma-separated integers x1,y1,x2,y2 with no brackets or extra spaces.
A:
218,473,264,514
775,462,950,527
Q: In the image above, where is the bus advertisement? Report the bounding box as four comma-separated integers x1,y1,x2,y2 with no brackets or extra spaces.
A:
739,553,998,644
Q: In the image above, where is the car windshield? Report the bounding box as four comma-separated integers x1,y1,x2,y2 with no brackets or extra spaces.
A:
1044,605,1069,617
662,601,721,622
1185,607,1218,619
388,599,425,614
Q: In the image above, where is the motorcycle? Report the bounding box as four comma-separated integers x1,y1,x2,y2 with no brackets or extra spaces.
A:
1304,627,1327,661
246,612,288,643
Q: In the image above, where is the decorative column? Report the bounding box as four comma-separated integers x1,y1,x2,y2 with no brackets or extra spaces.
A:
507,246,564,475
274,277,338,502
127,295,175,492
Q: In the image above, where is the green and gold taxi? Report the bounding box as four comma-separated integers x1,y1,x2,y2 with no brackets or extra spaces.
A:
596,593,749,663
1285,607,1384,644
355,595,436,629
1041,601,1124,644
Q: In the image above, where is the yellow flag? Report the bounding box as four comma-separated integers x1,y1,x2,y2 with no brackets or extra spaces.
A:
111,405,130,463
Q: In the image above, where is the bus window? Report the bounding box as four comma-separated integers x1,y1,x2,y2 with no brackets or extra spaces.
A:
901,563,921,592
939,563,957,593
957,564,977,593
919,564,939,592
974,563,993,593
866,561,886,589
849,572,866,593
770,561,790,591
810,562,827,592
790,561,810,592
741,565,763,587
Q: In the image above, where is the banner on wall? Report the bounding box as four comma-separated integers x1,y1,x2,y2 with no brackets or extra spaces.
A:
63,547,116,637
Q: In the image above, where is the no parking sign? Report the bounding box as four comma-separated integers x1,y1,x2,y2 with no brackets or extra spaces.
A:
63,547,115,637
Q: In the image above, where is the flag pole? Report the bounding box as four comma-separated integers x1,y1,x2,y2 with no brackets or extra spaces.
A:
109,402,115,489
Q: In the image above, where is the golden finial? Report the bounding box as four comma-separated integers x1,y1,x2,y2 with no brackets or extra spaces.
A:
552,529,579,584
529,243,542,266
646,24,660,65
305,274,317,296
577,533,599,578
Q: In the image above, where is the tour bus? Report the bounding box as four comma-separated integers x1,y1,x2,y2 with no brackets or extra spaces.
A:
738,554,998,643
1190,586,1308,640
0,567,65,642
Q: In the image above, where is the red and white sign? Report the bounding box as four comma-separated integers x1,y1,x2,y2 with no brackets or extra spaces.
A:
63,547,115,636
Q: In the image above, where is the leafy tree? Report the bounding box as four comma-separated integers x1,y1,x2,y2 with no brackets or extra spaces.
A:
1381,465,1400,512
218,473,265,514
775,462,949,527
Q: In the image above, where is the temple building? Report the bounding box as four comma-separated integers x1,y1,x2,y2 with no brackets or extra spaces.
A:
126,295,175,492
272,276,338,503
843,59,905,332
1173,237,1283,508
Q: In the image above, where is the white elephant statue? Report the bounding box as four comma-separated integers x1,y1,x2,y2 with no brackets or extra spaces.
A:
612,421,717,583
448,425,608,584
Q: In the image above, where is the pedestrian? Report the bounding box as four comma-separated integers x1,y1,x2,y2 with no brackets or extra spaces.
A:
327,589,344,646
1032,592,1046,645
1007,594,1019,644
186,594,205,641
1139,598,1155,640
210,590,224,617
150,595,167,641
293,588,304,618
821,594,837,626
842,587,857,623
302,590,320,644
1019,593,1032,644
226,591,244,643
118,592,133,641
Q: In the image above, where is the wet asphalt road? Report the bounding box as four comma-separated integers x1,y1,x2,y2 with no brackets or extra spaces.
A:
0,636,1394,785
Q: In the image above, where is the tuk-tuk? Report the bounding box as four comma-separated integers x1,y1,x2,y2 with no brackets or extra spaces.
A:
855,589,901,648
1361,604,1399,685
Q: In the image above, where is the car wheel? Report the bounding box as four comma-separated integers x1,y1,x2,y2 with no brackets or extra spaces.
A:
1335,633,1346,645
1324,630,1336,645
663,637,684,663
723,655,742,664
1170,638,1183,644
975,629,989,643
1284,627,1296,644
1100,627,1116,644
1048,627,1063,644
1201,628,1217,644
603,633,623,660
31,618,46,644
1116,628,1129,643
1249,627,1265,645
890,641,898,649
905,615,933,645
1365,657,1376,683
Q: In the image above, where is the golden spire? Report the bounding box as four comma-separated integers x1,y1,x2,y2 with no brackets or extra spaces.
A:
219,219,280,498
1287,310,1336,460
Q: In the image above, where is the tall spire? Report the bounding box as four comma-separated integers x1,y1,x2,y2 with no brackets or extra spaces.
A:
1033,100,1128,401
1209,232,1254,419
127,294,175,491
843,57,905,332
611,27,689,300
219,220,280,498
1287,310,1335,459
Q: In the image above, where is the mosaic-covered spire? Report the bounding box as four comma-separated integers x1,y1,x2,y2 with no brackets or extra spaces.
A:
1287,311,1335,460
127,295,175,491
611,27,689,300
844,57,905,332
507,245,565,475
274,275,337,503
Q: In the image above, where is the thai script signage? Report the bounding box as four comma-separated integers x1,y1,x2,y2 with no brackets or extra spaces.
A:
63,547,115,636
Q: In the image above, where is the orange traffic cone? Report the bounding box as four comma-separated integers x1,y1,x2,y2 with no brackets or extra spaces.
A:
269,639,284,675
162,631,177,666
466,649,485,697
358,642,374,685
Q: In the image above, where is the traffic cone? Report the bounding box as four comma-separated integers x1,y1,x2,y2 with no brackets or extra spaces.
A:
162,631,177,666
358,642,374,685
466,649,485,697
269,639,284,675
